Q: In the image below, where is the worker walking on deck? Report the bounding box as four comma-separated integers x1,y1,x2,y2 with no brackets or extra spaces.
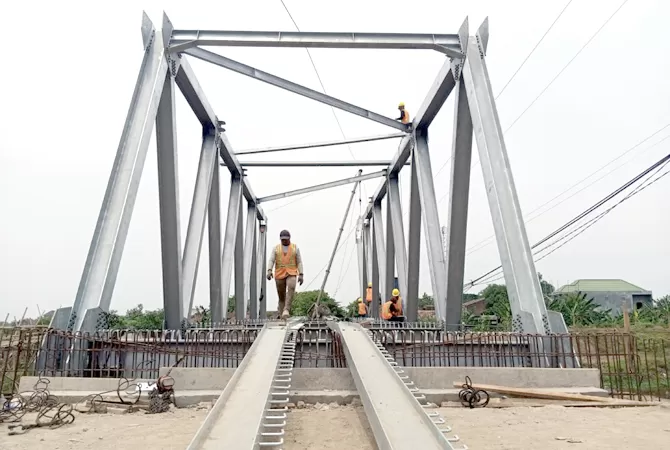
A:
381,289,405,323
267,230,304,319
396,102,410,124
365,282,373,306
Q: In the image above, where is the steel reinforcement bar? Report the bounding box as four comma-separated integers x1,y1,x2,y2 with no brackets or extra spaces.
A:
330,322,467,450
186,321,302,450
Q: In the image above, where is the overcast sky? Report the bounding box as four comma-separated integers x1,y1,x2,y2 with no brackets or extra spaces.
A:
1,0,669,321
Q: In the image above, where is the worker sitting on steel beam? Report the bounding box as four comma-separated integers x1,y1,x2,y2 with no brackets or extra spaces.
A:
267,230,304,319
356,297,367,318
381,289,405,323
396,102,410,124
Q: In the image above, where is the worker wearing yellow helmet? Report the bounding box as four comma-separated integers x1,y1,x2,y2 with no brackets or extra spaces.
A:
356,297,367,317
365,282,373,305
381,288,405,323
396,102,410,124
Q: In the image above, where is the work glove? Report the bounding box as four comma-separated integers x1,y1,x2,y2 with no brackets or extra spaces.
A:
298,274,304,286
267,269,273,281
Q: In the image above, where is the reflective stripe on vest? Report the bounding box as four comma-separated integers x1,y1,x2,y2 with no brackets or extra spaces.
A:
274,243,299,279
358,299,367,315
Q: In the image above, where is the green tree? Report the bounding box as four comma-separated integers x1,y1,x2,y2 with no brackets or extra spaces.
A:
479,284,512,328
462,293,479,302
419,292,434,309
538,272,555,297
547,292,609,327
290,290,345,318
108,304,164,330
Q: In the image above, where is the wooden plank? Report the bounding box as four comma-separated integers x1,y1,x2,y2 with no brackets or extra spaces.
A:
451,382,647,404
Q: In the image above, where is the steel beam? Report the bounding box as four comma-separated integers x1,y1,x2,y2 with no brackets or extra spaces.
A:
444,77,473,330
175,56,266,222
462,34,549,334
239,160,406,167
356,217,368,305
183,47,409,132
234,198,245,320
186,324,288,450
170,29,464,56
258,170,386,203
387,176,408,310
68,13,168,332
372,203,387,303
370,221,381,317
216,177,243,323
384,195,395,303
406,152,422,322
155,72,184,329
413,18,468,129
208,165,223,324
235,133,405,155
249,223,258,319
414,129,447,320
259,223,268,319
242,203,257,317
332,322,461,449
182,132,218,319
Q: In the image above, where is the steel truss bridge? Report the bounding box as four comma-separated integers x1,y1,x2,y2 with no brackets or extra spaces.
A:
40,12,578,448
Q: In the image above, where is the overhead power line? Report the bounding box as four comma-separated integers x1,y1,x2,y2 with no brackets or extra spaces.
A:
466,150,670,288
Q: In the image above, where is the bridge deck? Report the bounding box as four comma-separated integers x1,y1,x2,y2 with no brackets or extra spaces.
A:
186,324,287,450
335,322,457,450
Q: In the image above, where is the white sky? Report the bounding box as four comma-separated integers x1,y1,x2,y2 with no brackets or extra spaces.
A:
1,0,669,320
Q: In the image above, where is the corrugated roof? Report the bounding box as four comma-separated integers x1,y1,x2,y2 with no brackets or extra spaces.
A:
556,279,647,293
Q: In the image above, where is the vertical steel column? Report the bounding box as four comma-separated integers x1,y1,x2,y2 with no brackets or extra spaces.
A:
384,195,395,303
242,203,257,317
68,14,169,332
387,176,408,311
413,129,448,320
156,72,184,329
462,34,549,334
249,222,259,319
406,152,422,322
215,176,243,323
372,203,387,302
207,164,223,325
370,223,381,317
364,220,373,285
259,222,268,319
444,77,474,330
234,198,245,320
182,132,218,319
356,217,368,303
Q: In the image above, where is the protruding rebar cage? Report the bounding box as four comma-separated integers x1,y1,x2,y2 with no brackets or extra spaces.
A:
47,12,575,368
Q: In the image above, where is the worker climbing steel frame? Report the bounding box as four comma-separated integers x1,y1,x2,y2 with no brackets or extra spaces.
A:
56,11,568,348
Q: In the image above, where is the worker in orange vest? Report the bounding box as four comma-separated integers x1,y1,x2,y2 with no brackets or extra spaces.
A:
365,282,373,305
396,102,410,124
381,289,405,323
356,297,367,318
267,230,304,319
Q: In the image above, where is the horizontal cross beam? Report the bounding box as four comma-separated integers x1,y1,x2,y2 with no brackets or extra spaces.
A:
183,47,409,132
258,170,387,203
235,133,406,155
237,160,409,167
169,29,464,57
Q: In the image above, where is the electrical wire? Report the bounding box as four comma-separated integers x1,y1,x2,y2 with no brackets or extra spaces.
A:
466,151,670,288
302,224,357,290
464,123,670,255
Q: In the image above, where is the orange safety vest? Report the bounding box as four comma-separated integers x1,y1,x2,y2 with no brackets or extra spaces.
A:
365,287,372,302
400,110,410,124
274,244,299,280
381,298,402,320
357,299,367,315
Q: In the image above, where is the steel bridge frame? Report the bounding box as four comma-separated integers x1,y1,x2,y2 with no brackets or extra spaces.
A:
50,11,568,340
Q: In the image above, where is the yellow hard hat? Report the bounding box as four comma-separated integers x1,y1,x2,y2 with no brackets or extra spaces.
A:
392,288,400,297
357,297,363,302
368,282,372,288
398,102,405,108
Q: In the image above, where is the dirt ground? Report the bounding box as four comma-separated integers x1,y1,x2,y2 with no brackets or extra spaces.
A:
1,402,670,449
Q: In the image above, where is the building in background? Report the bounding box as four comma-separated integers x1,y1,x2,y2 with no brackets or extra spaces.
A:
555,279,653,316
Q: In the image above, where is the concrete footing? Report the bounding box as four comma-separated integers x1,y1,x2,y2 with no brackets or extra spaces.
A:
18,366,607,407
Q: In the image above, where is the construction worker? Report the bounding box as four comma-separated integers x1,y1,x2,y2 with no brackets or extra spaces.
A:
365,282,373,305
267,230,304,319
396,102,410,124
381,289,405,323
356,297,367,318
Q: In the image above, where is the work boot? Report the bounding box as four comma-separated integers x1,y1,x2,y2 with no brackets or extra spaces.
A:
281,309,290,320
